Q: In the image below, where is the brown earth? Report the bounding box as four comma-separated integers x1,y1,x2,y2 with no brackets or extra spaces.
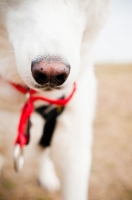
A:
0,64,132,200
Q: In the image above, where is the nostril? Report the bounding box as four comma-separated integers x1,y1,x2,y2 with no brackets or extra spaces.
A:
54,74,66,85
32,69,48,84
36,72,47,82
56,74,65,80
36,73,48,84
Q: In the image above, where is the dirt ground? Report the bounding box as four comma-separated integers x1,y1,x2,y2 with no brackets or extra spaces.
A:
0,64,132,200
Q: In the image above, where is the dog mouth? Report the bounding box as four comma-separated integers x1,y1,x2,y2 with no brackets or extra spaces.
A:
33,84,63,91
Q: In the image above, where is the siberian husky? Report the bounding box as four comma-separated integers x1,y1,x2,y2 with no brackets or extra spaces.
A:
0,1,110,199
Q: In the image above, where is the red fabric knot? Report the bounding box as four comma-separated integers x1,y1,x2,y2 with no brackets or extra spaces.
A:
12,82,76,147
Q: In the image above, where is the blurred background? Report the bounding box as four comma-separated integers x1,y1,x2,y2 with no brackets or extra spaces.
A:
95,0,132,64
90,0,132,199
0,0,132,200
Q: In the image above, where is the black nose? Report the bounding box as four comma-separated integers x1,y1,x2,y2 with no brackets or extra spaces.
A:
31,59,70,86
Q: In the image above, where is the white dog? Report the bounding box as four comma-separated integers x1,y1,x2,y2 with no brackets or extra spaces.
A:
0,0,110,199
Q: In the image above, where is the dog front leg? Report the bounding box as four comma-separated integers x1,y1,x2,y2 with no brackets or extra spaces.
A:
62,140,92,200
51,101,95,200
52,124,93,200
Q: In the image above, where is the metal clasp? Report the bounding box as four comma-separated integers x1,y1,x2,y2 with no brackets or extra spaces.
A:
14,144,24,172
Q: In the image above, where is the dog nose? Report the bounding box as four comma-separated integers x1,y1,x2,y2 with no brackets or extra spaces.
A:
31,59,70,86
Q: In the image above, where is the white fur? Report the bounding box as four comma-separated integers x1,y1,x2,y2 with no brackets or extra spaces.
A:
39,147,61,191
0,0,110,199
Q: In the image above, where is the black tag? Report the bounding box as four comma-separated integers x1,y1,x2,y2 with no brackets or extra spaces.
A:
36,104,64,148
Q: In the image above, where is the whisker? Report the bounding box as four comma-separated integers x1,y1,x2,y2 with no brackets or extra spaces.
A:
6,70,18,79
94,66,104,76
11,76,29,89
12,75,22,84
2,51,15,53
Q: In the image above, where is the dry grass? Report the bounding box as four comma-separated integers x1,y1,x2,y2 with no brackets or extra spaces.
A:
90,64,132,200
0,64,132,200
